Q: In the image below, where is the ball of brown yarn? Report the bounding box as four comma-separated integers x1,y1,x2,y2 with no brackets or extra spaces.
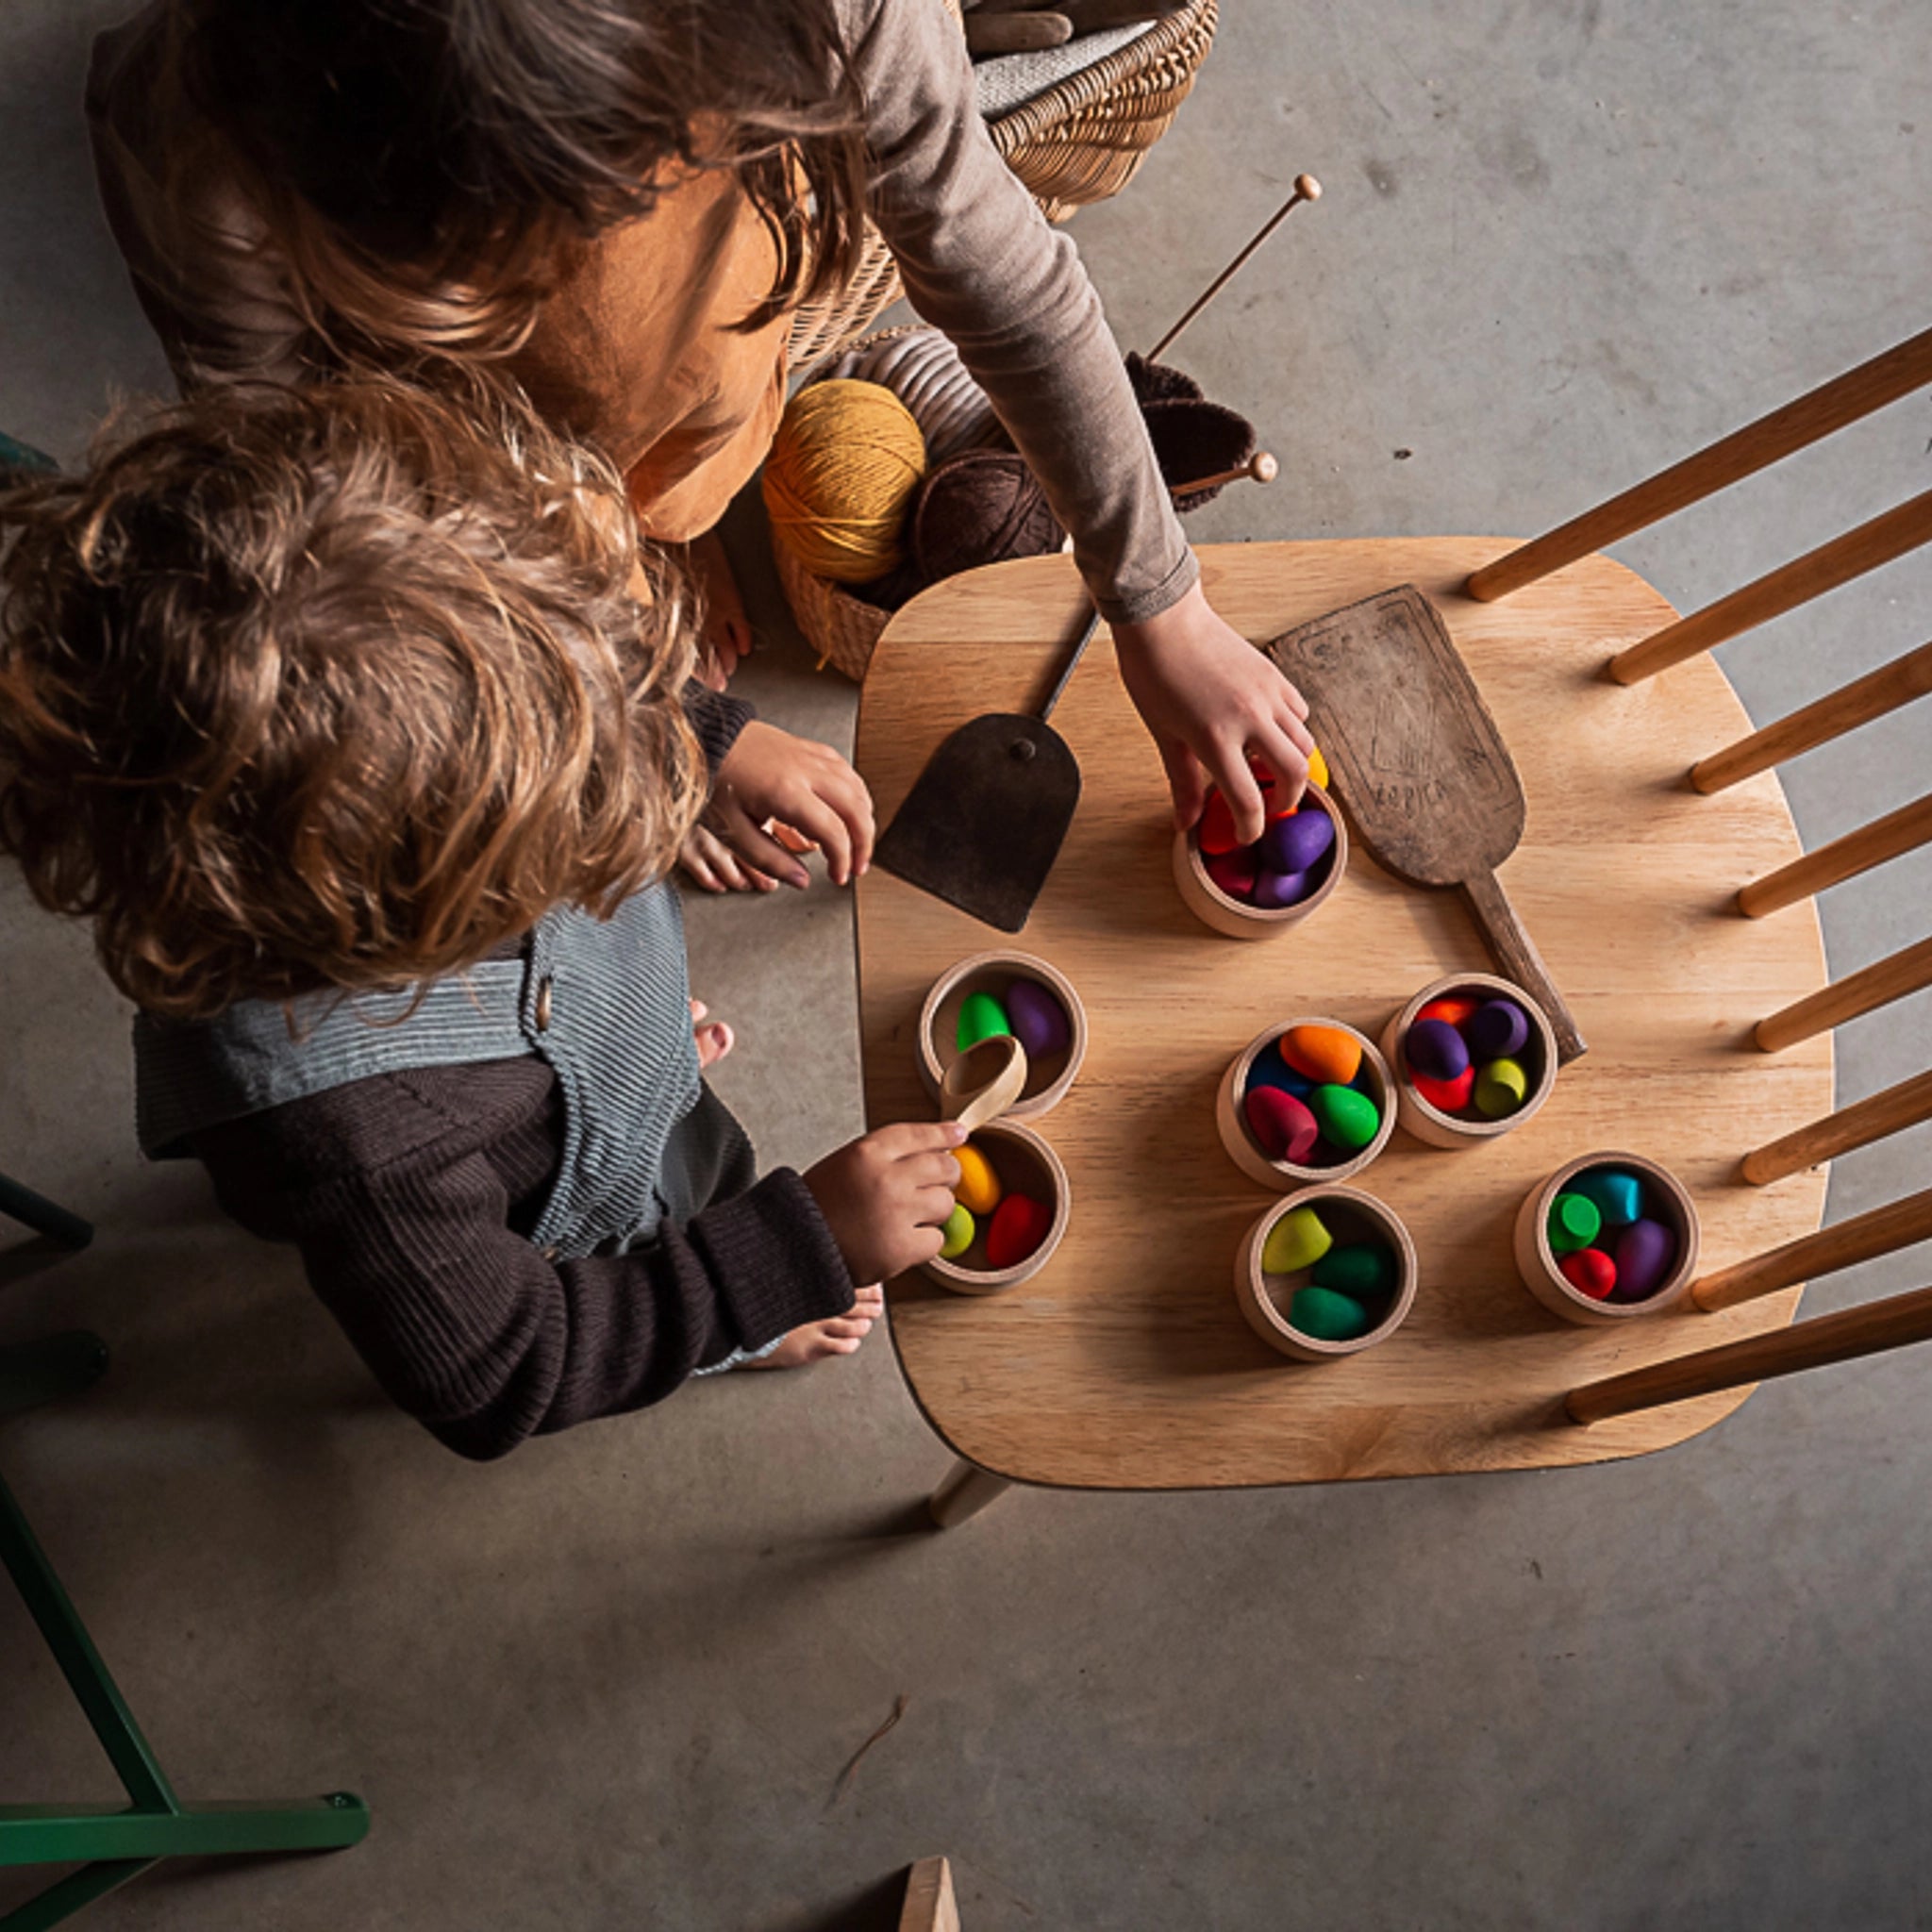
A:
909,449,1064,588
762,379,928,583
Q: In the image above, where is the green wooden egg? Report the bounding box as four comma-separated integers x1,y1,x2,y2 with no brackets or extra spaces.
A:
1548,1191,1602,1255
956,991,1012,1051
1309,1082,1381,1152
1311,1242,1395,1299
1262,1205,1332,1275
1289,1285,1372,1341
939,1202,975,1259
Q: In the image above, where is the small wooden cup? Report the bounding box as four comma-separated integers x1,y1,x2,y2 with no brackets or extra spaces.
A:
923,1120,1072,1294
1235,1184,1419,1361
1171,782,1348,940
1513,1151,1701,1326
1216,1020,1396,1188
1379,972,1559,1150
918,951,1088,1123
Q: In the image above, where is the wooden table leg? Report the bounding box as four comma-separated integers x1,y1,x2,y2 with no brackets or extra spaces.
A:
927,1460,1012,1530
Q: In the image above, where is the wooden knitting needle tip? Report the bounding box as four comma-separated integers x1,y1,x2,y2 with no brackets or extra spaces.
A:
1173,451,1279,497
1147,175,1323,365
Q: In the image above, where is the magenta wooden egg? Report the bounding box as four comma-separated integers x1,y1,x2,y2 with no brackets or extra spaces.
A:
1244,1085,1319,1164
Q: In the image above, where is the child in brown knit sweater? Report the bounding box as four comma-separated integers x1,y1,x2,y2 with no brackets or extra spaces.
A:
0,374,963,1458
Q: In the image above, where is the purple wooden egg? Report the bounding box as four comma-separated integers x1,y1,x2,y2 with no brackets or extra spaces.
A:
1466,998,1529,1060
1610,1218,1678,1302
1252,869,1309,909
1406,1017,1471,1082
1259,805,1335,878
1244,1084,1319,1164
1006,979,1071,1060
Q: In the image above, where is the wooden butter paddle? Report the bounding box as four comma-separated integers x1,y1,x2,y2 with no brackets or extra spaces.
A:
1266,585,1588,1064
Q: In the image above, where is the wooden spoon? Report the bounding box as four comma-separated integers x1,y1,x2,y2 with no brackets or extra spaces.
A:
941,1036,1029,1131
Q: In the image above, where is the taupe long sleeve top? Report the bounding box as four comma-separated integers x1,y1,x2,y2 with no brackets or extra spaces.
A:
86,0,1197,625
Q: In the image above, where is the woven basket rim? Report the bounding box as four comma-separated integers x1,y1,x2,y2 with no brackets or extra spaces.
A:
988,0,1216,149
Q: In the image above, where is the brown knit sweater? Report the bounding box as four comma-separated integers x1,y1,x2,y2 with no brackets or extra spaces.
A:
175,686,856,1462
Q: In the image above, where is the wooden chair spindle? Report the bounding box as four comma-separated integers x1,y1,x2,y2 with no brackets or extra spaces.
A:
1754,935,1932,1053
1742,1069,1932,1185
1692,1184,1932,1313
1737,791,1932,918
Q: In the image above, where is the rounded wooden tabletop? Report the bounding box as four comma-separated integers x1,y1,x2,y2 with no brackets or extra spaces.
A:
855,541,1831,1488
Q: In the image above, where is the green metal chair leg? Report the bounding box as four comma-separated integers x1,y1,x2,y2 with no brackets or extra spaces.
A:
0,1338,370,1928
0,1174,92,1253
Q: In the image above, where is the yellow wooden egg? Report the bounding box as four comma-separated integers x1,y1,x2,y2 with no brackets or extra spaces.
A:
954,1142,1003,1217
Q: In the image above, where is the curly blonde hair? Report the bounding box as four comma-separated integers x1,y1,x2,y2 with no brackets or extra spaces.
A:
0,371,704,1018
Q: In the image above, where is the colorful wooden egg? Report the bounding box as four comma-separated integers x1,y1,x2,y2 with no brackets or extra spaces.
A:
1559,1248,1618,1300
985,1193,1052,1270
1247,1040,1315,1099
1252,868,1309,909
1413,1066,1476,1114
938,1203,975,1259
957,991,1011,1051
1406,1017,1471,1082
1289,1285,1371,1341
1417,995,1479,1029
1548,1191,1602,1255
1282,1024,1361,1087
1006,979,1071,1059
1466,998,1529,1060
954,1143,1003,1216
1611,1218,1678,1301
1245,1086,1320,1164
1259,805,1334,877
1307,746,1330,791
1574,1169,1644,1229
1205,847,1258,901
1262,1205,1332,1275
1198,789,1241,856
1309,1083,1380,1152
1311,1242,1395,1298
1474,1058,1528,1119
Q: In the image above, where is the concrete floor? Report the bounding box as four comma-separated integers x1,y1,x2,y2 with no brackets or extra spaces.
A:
3,1,1931,1925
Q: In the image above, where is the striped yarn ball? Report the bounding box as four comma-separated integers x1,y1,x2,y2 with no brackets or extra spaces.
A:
762,379,927,584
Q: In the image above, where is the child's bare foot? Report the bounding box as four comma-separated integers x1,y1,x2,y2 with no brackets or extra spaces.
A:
750,1285,885,1367
690,998,734,1069
678,824,779,894
689,528,752,691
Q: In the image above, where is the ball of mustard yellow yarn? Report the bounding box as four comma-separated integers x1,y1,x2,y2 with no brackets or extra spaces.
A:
762,379,928,584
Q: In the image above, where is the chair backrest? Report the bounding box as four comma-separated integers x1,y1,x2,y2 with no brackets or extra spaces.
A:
1470,337,1932,1424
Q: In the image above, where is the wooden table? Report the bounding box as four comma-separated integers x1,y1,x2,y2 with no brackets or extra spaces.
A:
855,541,1832,1506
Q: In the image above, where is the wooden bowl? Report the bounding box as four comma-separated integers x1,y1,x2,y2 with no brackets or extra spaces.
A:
918,951,1088,1122
1216,1020,1396,1188
1171,782,1347,940
923,1120,1071,1294
1235,1184,1419,1361
1513,1150,1701,1326
1379,972,1559,1150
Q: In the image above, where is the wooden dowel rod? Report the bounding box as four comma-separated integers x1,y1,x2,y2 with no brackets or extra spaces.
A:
1738,792,1932,918
1742,1069,1932,1185
1147,175,1321,365
1464,326,1932,603
1691,1184,1932,1312
1567,1279,1932,1425
1692,639,1932,792
1754,935,1932,1052
1608,489,1932,685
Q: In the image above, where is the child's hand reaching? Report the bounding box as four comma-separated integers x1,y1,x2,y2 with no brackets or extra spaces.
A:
806,1122,967,1283
706,722,875,890
1112,580,1317,847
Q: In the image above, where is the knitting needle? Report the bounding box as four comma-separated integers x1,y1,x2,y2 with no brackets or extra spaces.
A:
1171,451,1278,497
1146,175,1322,365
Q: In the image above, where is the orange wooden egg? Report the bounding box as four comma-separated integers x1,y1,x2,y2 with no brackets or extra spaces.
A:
1281,1024,1362,1088
1417,996,1479,1029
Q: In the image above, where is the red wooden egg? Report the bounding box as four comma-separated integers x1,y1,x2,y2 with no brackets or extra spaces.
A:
1412,1066,1475,1114
1204,846,1258,902
1558,1248,1618,1300
1243,1085,1320,1164
1417,995,1479,1030
1198,789,1241,856
985,1193,1053,1271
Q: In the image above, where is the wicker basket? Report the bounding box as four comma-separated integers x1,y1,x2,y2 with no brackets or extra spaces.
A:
784,0,1217,375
